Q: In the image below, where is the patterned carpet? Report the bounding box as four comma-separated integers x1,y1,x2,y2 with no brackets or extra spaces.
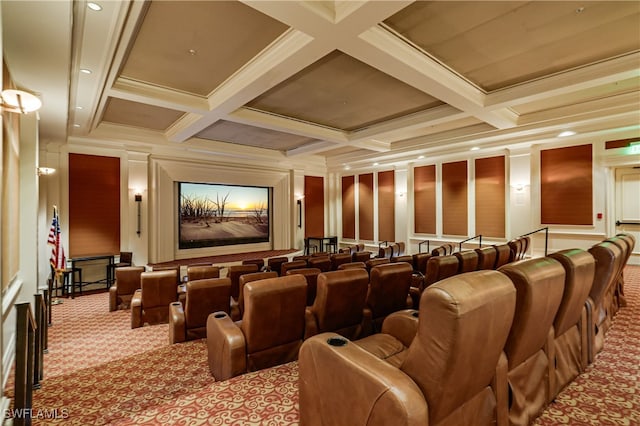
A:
8,266,639,425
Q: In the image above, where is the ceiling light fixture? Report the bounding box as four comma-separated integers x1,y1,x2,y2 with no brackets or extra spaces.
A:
373,162,379,166
0,89,42,114
558,130,576,137
87,2,102,11
80,68,92,74
37,167,56,176
470,146,480,151
75,106,83,110
73,124,80,128
575,7,585,13
418,155,425,159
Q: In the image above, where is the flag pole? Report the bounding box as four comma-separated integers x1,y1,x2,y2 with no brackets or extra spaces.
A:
48,205,63,306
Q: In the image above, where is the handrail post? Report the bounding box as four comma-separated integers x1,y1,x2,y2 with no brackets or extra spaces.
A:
544,227,549,256
418,240,430,253
14,302,37,426
458,234,482,251
33,294,46,388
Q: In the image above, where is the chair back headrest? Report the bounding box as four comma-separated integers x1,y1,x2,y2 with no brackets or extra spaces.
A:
588,241,623,306
266,257,289,275
498,257,565,368
330,253,353,270
379,246,393,259
424,255,459,287
242,258,265,269
337,262,366,271
308,256,331,272
391,255,414,266
454,250,479,273
548,249,595,336
412,253,432,275
151,265,181,284
312,269,369,332
367,262,413,318
119,251,133,263
115,266,145,293
187,265,220,281
141,270,178,306
286,268,321,305
352,251,372,262
365,257,390,273
228,264,260,299
493,244,512,269
475,246,497,270
281,260,308,275
185,278,231,327
241,275,307,353
237,271,278,314
402,270,516,424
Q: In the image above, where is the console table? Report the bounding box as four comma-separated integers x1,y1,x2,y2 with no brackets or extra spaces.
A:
70,254,115,290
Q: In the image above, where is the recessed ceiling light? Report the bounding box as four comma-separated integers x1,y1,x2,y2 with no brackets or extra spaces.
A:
188,49,197,56
80,68,92,74
558,130,576,137
87,2,102,11
373,162,379,166
575,7,585,13
73,124,81,128
344,165,351,170
75,106,83,110
418,155,425,159
470,147,480,151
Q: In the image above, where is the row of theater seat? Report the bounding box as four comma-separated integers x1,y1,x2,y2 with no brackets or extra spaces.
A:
297,233,635,426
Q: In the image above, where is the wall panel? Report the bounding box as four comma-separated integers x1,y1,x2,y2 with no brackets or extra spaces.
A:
342,175,355,239
442,160,468,236
475,156,505,238
304,176,324,238
359,173,374,240
541,144,593,225
378,170,395,242
69,154,121,257
414,165,436,234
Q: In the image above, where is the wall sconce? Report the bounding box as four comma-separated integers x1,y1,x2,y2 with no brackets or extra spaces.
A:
37,167,56,176
1,89,42,114
135,192,142,235
297,199,302,229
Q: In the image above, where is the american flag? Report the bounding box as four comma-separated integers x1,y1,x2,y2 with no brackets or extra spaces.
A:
48,206,66,271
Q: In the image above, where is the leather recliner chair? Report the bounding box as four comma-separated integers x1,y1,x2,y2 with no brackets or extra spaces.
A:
109,266,145,311
186,264,220,281
298,269,516,426
227,264,259,301
131,270,179,328
476,246,498,270
330,253,353,271
365,257,390,274
547,248,595,401
337,262,367,271
409,254,459,309
494,244,512,269
230,271,278,320
366,262,413,332
498,257,565,426
586,240,623,362
169,277,232,344
266,257,289,276
605,235,632,311
308,256,331,272
454,250,479,273
206,274,307,381
286,268,321,306
352,251,372,263
304,269,372,340
280,260,308,276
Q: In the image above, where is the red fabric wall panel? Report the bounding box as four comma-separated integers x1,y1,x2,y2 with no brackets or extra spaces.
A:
414,165,436,234
342,176,355,239
378,170,395,242
69,154,121,257
304,176,324,238
475,156,506,238
358,173,374,240
541,144,593,225
442,160,468,236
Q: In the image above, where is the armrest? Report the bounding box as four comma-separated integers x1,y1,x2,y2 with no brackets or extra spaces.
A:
169,302,186,344
230,298,241,322
109,286,117,312
380,309,419,348
206,311,247,381
299,332,428,426
131,289,142,329
304,307,319,340
584,296,595,364
360,307,373,338
493,352,509,426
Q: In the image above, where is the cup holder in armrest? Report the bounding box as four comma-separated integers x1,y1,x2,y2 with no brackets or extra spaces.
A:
327,337,348,347
412,311,419,318
214,313,227,319
171,302,181,306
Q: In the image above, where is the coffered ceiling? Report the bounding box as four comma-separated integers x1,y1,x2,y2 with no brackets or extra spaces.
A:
3,1,639,169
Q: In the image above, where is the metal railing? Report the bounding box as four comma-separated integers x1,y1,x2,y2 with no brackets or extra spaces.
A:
14,303,37,426
418,240,430,253
519,227,549,256
458,235,482,252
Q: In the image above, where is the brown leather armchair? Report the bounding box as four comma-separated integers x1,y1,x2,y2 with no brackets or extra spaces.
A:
494,244,512,269
266,257,289,276
169,277,231,344
286,268,321,306
547,248,595,401
106,251,133,286
131,270,179,328
308,256,331,272
366,262,413,332
330,253,352,271
412,252,431,275
337,262,366,271
186,264,220,281
352,251,372,263
454,250,479,273
299,270,516,426
304,269,371,340
280,260,307,276
606,235,632,311
587,240,623,362
109,266,145,311
498,258,565,426
230,271,278,320
365,257,389,274
206,275,307,381
227,264,259,301
476,246,498,270
409,254,459,307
